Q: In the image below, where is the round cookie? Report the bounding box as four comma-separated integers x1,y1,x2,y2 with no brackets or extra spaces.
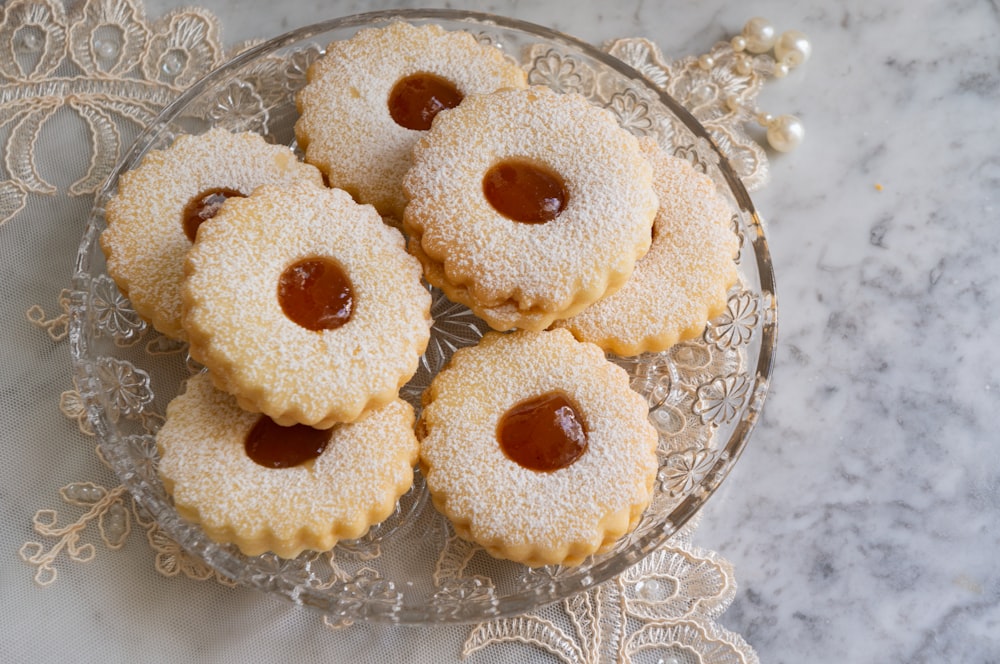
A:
403,86,658,332
555,138,740,355
101,128,324,339
157,373,419,558
182,182,432,428
295,21,527,220
418,329,659,567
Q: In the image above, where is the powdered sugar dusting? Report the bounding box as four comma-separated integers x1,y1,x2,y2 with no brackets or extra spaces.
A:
101,128,324,339
418,329,658,567
555,137,739,355
183,182,432,428
157,374,418,558
295,21,527,220
403,86,658,331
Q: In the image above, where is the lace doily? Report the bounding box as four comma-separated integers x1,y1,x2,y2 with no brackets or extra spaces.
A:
9,1,785,660
458,515,757,664
0,0,233,226
605,37,772,192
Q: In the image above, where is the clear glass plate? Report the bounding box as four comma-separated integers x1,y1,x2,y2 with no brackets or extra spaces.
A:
69,9,777,625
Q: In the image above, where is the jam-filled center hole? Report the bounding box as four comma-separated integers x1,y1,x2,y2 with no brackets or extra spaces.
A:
245,415,332,469
388,72,463,131
182,187,243,242
497,391,588,472
483,159,568,224
278,257,354,332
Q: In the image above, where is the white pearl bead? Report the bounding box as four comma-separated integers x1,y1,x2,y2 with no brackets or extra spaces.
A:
730,35,747,52
161,51,184,76
766,114,805,152
742,17,777,54
756,111,774,126
637,578,664,599
773,61,790,78
774,30,812,68
94,38,119,60
735,55,752,76
690,84,714,105
18,30,42,53
698,54,715,70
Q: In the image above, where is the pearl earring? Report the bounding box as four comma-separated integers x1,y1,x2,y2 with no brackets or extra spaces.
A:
741,17,777,54
765,114,806,153
730,17,810,152
774,30,812,68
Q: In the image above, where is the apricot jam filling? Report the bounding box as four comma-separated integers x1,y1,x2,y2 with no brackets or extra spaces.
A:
182,188,243,242
278,257,354,332
388,72,463,131
497,392,588,472
244,415,332,468
483,159,568,224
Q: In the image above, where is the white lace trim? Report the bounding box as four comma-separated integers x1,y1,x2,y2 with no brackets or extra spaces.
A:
461,517,759,664
0,0,250,226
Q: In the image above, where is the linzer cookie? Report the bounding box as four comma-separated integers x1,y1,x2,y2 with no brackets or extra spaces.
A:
417,329,659,567
182,182,432,428
157,373,419,558
295,21,527,220
403,86,658,332
555,138,740,355
101,128,324,339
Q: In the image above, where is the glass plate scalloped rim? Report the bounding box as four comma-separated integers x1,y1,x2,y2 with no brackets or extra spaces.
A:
69,9,777,625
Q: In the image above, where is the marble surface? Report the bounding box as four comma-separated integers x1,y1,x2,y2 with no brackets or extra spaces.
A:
3,0,998,662
685,3,1000,661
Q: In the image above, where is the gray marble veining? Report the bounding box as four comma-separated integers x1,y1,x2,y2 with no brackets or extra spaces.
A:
690,1,1000,661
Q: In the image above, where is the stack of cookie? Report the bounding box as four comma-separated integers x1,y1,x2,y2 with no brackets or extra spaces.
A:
401,85,659,333
102,129,434,558
101,21,738,566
